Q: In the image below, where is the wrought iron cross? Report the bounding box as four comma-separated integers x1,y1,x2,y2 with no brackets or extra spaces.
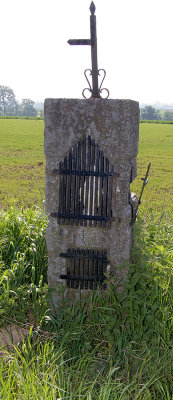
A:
68,2,109,99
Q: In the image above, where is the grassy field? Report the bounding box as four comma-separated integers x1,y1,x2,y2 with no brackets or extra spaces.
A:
0,119,173,214
131,123,173,215
0,119,45,208
0,119,172,398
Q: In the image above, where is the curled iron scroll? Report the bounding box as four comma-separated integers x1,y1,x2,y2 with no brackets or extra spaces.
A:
82,68,109,99
82,69,93,99
98,69,109,99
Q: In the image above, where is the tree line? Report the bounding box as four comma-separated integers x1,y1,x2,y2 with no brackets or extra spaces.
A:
1,85,173,121
0,85,43,117
140,105,173,121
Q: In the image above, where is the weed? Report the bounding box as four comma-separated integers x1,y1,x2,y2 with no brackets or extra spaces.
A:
0,208,172,399
0,207,48,324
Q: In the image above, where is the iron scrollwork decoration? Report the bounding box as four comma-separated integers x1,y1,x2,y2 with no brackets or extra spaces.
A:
82,69,109,99
68,2,109,99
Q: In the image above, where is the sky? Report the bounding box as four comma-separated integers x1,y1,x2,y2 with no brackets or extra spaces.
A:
1,0,173,105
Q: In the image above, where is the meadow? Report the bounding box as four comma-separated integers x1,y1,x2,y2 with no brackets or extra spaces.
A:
0,119,173,214
0,119,45,208
0,119,172,399
131,123,173,215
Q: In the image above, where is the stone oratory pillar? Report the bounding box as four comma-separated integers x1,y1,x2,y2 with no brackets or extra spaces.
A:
44,98,139,305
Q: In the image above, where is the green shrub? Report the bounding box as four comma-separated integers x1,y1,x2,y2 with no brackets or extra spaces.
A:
0,115,43,120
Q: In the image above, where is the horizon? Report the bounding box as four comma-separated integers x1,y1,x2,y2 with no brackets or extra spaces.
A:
17,99,173,109
2,89,173,109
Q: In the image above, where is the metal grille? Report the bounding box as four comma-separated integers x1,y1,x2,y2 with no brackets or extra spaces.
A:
58,135,116,227
60,248,109,289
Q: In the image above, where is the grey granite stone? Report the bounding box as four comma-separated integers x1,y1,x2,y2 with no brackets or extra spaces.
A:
44,98,139,307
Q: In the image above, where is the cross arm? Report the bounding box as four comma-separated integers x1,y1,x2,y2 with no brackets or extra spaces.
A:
68,39,91,46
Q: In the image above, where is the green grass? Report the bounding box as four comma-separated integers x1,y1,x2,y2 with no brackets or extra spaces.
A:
0,207,172,399
0,119,172,397
0,119,173,215
0,206,48,324
0,119,45,208
131,123,173,215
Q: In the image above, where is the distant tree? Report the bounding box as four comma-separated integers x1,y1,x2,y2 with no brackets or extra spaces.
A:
34,102,44,117
140,106,161,120
39,109,44,117
20,99,37,117
163,111,173,121
35,108,44,117
0,85,18,115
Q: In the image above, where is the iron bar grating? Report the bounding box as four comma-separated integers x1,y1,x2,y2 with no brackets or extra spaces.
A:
58,135,115,227
60,248,109,289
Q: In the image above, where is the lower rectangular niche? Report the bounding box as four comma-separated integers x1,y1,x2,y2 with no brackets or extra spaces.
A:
60,248,109,289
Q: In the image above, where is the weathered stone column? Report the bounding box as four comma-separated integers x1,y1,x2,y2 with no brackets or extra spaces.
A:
44,98,139,306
